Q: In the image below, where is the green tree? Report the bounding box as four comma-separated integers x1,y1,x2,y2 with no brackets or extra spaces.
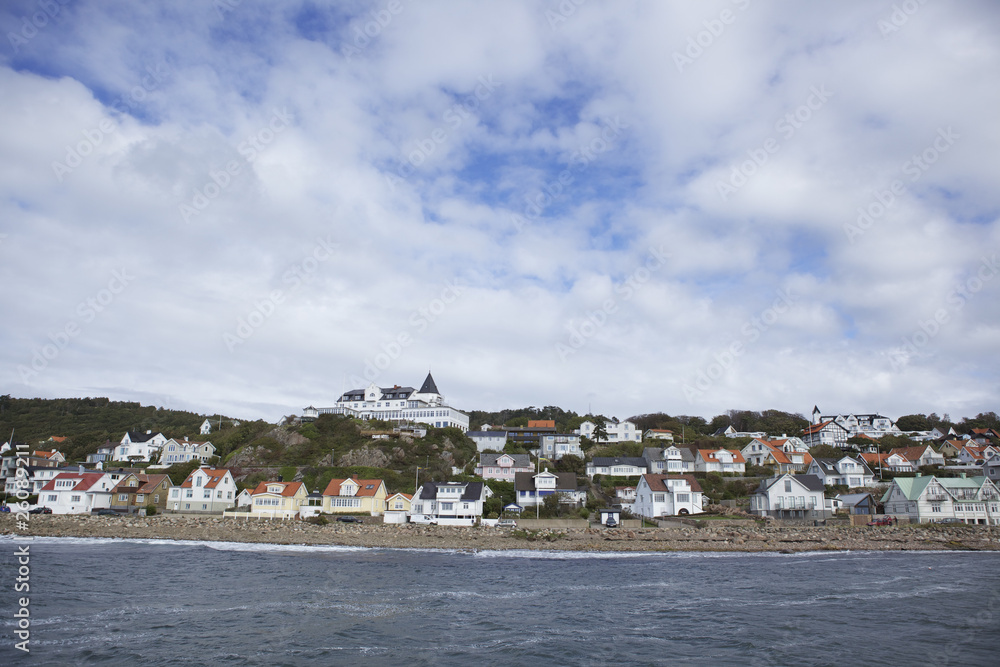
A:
591,416,608,447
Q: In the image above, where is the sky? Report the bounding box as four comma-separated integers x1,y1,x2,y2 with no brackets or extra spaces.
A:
1,0,999,425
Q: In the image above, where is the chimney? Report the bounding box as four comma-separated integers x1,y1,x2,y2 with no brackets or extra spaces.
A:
277,475,283,482
960,472,966,479
78,464,84,474
352,474,358,481
146,430,151,434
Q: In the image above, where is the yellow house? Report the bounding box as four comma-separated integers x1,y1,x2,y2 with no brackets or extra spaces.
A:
248,481,308,519
385,492,412,513
322,476,388,516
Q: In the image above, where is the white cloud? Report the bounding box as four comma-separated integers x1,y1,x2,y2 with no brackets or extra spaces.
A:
1,0,998,424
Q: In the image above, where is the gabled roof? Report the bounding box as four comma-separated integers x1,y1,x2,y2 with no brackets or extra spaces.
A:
323,477,385,497
479,453,531,467
111,473,170,494
513,471,578,492
386,492,412,501
802,420,848,436
755,474,825,494
590,457,648,468
884,475,934,501
251,481,305,497
180,467,232,489
125,431,157,443
32,449,62,459
639,473,703,494
40,472,109,493
889,445,935,463
697,449,746,463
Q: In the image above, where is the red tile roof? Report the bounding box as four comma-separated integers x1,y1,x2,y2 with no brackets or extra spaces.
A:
180,467,232,489
40,472,109,493
697,449,746,463
323,478,385,497
889,445,932,462
640,474,703,493
250,481,305,497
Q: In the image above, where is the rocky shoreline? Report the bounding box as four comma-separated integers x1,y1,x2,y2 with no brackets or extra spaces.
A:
5,515,999,553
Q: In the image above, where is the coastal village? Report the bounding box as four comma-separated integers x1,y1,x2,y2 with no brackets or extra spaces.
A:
3,376,1000,538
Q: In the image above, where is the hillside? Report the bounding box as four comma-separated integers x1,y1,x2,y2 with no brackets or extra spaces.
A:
0,395,256,462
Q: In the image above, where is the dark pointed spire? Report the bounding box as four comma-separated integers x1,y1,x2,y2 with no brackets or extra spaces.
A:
419,371,439,395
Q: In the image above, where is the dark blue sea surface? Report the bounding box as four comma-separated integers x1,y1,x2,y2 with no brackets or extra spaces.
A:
1,537,998,666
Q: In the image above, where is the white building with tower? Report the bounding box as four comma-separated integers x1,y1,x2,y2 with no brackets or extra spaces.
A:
307,372,469,432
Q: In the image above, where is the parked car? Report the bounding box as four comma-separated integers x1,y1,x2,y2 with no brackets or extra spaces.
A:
0,505,10,513
28,507,52,514
496,518,517,528
867,515,894,526
336,515,362,523
94,509,118,516
605,517,618,528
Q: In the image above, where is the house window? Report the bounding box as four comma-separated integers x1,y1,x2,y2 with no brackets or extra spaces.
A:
186,490,193,498
784,480,792,492
71,495,80,502
202,504,207,510
153,494,159,503
441,502,454,511
184,503,190,509
47,494,57,502
118,494,128,501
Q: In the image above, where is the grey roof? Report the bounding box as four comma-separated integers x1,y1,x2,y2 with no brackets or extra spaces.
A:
479,453,530,467
590,457,648,468
416,481,485,501
836,493,874,507
469,431,508,438
755,474,826,494
513,471,579,492
813,457,874,476
418,372,439,395
642,447,664,462
125,431,157,442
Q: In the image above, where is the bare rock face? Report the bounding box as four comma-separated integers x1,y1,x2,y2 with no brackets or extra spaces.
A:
442,437,455,451
265,427,309,447
339,446,389,468
391,446,407,461
229,445,266,467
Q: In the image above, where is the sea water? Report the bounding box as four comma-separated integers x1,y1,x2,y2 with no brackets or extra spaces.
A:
1,537,997,666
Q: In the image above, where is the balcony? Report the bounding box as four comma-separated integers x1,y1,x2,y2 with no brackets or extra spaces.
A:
925,494,947,502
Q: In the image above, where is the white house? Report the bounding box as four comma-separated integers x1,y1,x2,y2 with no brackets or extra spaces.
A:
38,471,115,514
310,372,469,431
887,445,946,471
576,420,642,443
643,429,674,442
200,419,212,435
712,425,767,439
468,431,509,452
984,454,1000,485
811,407,902,439
741,439,812,473
409,481,491,525
749,474,830,520
586,457,648,478
801,420,850,449
538,434,583,460
633,474,704,518
114,431,168,463
247,480,307,519
881,474,1000,525
806,456,875,487
160,438,216,465
514,470,584,507
694,449,746,474
167,467,238,513
956,444,1000,465
475,453,532,481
